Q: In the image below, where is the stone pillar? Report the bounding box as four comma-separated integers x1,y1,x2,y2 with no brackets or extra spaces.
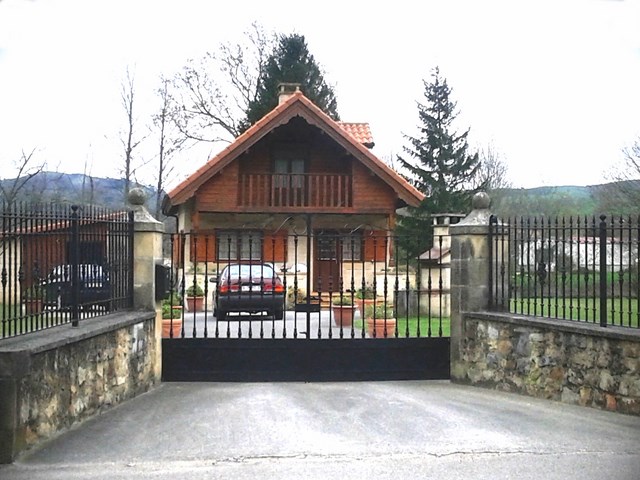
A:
449,192,492,381
130,188,164,381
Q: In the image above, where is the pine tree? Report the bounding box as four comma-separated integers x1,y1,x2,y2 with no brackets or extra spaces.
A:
244,34,339,128
397,67,483,257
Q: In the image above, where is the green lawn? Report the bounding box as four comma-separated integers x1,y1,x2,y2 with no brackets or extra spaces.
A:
0,303,20,337
0,303,69,338
511,297,640,328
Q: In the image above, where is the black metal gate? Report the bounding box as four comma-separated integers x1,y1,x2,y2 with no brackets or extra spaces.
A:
161,228,450,382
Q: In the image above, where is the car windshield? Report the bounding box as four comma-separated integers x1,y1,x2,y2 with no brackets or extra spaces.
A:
222,264,275,279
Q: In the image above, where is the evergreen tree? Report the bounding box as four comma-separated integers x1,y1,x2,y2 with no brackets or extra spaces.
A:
244,34,339,128
396,67,483,258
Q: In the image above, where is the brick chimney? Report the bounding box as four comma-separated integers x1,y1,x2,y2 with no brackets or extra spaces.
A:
278,83,301,105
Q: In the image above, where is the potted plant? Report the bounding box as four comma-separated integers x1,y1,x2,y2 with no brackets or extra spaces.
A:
355,285,377,316
22,285,44,315
331,295,356,327
185,281,204,312
161,292,183,338
364,303,396,338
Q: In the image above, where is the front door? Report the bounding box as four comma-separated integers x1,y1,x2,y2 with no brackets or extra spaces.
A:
314,230,341,292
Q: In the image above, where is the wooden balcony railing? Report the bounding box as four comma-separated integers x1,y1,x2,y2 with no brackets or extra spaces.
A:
239,174,353,209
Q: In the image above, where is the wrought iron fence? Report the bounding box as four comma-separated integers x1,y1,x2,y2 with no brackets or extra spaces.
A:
161,230,450,339
0,202,134,339
490,215,640,328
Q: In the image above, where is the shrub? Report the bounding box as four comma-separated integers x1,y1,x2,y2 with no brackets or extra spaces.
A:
333,295,354,306
162,303,182,319
186,282,204,297
355,285,376,299
364,303,393,318
162,291,183,307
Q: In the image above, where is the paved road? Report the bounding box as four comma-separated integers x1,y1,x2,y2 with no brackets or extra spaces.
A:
1,381,639,479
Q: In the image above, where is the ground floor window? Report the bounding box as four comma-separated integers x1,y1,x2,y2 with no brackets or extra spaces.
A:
341,233,363,261
217,231,262,261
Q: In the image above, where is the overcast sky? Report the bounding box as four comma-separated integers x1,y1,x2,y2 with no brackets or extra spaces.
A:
1,0,639,190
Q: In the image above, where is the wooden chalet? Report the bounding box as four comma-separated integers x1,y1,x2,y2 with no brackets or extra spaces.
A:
163,85,424,292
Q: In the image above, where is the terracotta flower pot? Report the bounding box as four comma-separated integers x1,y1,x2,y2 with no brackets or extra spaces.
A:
332,305,356,326
186,296,204,312
366,316,396,338
162,318,183,338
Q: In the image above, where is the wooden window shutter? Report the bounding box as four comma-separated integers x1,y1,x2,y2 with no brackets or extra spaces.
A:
263,231,287,262
363,230,388,261
172,234,185,266
190,232,216,262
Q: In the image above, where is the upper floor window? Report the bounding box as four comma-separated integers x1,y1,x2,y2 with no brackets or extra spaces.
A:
273,143,307,188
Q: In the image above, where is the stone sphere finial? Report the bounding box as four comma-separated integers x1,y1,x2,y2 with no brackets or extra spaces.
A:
472,191,490,210
128,187,147,206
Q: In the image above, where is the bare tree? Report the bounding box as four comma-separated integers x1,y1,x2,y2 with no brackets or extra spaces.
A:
120,66,147,203
0,148,45,204
152,77,185,218
474,144,512,191
81,154,96,205
171,22,274,144
600,137,640,213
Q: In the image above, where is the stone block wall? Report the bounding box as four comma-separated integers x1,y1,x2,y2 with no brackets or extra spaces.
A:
456,312,640,415
0,311,159,463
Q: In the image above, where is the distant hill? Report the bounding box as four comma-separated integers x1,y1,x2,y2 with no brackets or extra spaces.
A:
491,181,640,217
0,172,158,212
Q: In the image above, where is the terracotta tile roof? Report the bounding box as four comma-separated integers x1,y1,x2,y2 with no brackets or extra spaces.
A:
338,122,374,148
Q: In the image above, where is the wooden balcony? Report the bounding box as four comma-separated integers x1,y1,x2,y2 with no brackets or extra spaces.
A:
238,174,353,210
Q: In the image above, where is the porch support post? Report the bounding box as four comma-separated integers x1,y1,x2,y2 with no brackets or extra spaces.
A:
305,213,312,338
449,192,492,381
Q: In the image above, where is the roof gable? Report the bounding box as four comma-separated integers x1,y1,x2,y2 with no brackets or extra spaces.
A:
166,92,424,208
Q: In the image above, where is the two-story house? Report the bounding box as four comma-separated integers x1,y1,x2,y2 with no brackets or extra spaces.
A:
162,85,423,296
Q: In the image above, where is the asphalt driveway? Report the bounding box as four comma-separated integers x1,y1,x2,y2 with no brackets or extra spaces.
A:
1,381,639,479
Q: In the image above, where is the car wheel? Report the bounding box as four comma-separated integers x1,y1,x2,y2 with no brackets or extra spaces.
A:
274,309,284,320
216,309,226,321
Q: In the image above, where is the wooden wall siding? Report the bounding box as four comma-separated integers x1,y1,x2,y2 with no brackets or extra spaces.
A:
172,234,185,266
196,161,240,212
363,230,390,262
21,235,66,286
193,119,396,214
263,231,287,263
190,233,216,262
20,224,110,287
351,162,397,213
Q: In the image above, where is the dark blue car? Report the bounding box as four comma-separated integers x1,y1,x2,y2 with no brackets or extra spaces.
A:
42,264,111,311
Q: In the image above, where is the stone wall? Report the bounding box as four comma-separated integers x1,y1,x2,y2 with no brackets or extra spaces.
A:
457,312,640,415
0,311,160,463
